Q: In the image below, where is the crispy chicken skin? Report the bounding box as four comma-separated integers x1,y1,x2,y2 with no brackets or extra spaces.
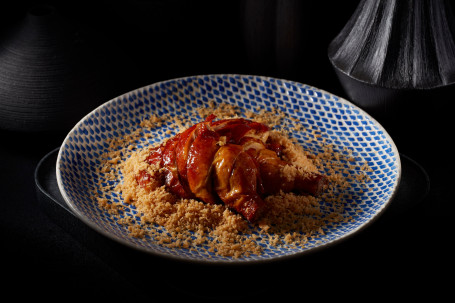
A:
186,122,220,204
136,116,327,222
212,144,266,222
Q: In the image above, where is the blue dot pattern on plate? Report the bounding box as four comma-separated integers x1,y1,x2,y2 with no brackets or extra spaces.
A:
56,74,401,263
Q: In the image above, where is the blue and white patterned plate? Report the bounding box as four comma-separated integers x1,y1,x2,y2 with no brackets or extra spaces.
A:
56,74,401,264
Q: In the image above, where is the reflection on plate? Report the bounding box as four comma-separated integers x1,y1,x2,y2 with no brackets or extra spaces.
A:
56,74,401,263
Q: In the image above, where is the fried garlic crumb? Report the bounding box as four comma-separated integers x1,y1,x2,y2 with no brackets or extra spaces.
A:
94,102,371,258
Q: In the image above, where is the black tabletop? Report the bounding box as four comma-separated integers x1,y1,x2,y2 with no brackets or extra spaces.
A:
1,1,452,300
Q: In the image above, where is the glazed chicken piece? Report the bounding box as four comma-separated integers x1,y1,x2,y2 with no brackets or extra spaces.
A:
212,144,266,222
136,116,327,222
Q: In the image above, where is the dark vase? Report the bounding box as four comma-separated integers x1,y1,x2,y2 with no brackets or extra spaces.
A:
0,4,113,133
328,0,455,137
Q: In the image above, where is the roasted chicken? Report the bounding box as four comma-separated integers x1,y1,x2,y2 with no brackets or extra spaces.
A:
136,115,327,222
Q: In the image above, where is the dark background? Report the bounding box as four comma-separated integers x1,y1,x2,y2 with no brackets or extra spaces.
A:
1,0,452,300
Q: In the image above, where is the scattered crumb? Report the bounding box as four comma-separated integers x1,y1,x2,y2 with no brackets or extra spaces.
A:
94,102,371,258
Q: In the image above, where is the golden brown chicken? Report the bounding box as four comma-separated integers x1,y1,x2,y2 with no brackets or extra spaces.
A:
136,115,327,222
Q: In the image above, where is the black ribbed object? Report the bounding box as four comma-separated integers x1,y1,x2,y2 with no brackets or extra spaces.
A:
328,0,455,123
0,4,111,132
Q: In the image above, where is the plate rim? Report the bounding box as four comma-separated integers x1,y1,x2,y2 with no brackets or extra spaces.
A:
56,73,402,264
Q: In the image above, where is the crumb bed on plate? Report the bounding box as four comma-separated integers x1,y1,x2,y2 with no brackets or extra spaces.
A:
96,103,371,258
